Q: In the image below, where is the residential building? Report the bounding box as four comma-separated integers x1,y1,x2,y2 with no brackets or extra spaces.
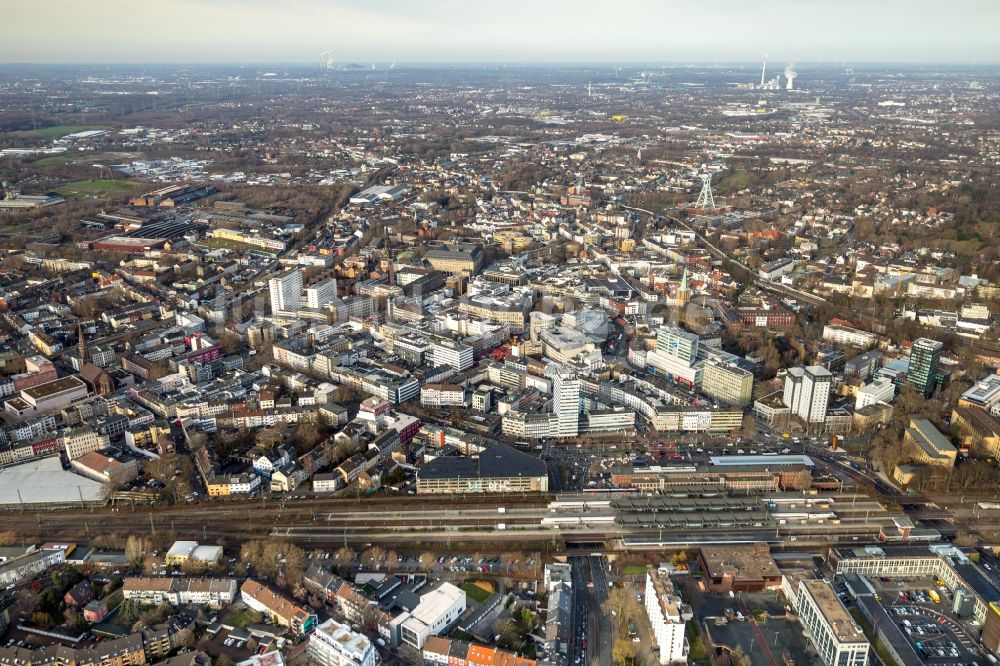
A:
645,569,689,665
783,366,832,424
240,580,318,636
269,268,303,315
123,577,237,608
305,278,338,309
61,427,110,460
421,637,535,666
308,619,376,666
822,324,878,349
0,548,66,586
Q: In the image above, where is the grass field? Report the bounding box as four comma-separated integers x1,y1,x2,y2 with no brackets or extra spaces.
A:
622,564,648,575
718,170,750,192
32,150,140,167
221,607,263,629
28,125,108,138
55,179,142,199
462,581,494,604
686,621,710,664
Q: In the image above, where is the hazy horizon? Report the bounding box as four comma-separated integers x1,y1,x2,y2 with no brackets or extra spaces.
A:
2,0,997,65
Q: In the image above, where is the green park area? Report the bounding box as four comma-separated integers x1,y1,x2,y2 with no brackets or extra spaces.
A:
28,125,108,138
55,179,142,199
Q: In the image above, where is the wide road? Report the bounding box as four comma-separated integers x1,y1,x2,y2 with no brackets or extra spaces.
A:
575,554,613,666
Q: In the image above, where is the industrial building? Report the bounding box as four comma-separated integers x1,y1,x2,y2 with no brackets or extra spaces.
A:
416,443,548,494
697,544,782,592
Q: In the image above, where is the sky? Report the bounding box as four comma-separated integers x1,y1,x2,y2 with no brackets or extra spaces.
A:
2,0,997,64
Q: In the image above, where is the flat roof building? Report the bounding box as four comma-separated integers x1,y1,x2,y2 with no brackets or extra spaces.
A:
389,582,465,649
698,544,782,592
416,443,548,494
308,618,375,666
796,580,869,666
903,419,957,468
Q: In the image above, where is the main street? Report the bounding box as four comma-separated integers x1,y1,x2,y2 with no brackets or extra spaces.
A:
572,555,613,666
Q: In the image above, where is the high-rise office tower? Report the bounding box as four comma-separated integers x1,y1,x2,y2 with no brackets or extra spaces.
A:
908,337,943,397
552,367,581,438
656,326,699,364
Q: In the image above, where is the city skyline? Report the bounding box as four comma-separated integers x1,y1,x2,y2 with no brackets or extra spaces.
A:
2,0,998,64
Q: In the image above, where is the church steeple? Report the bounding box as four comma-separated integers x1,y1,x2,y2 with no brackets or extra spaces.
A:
77,321,86,365
677,267,690,308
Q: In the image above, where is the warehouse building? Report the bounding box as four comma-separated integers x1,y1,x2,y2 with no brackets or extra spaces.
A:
416,443,548,494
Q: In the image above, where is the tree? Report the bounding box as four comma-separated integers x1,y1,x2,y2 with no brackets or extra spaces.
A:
492,617,522,650
418,552,438,570
65,608,87,633
612,639,637,665
118,598,143,624
11,589,39,618
333,547,356,565
125,535,151,567
293,422,323,454
603,586,643,635
31,611,54,629
729,646,752,666
362,547,387,568
132,603,171,631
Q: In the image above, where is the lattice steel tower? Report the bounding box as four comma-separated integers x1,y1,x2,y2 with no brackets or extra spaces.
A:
695,174,716,210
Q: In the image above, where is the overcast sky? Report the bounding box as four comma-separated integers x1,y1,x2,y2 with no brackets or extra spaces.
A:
3,0,997,64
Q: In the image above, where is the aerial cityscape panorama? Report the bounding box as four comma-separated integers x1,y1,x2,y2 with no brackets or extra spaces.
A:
0,2,999,666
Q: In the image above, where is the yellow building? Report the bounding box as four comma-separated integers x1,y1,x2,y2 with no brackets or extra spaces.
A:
701,360,754,408
903,419,957,468
951,407,1000,458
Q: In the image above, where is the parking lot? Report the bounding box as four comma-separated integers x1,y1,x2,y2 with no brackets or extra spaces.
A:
837,573,988,666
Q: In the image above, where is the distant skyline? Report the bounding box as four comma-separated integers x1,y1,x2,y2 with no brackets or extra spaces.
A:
2,0,998,65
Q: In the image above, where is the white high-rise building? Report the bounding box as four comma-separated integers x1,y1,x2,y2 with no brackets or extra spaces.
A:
430,339,474,372
268,268,303,315
855,378,895,410
796,580,869,666
783,365,832,423
305,278,338,309
308,619,376,666
552,367,581,438
656,326,699,364
645,569,689,665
